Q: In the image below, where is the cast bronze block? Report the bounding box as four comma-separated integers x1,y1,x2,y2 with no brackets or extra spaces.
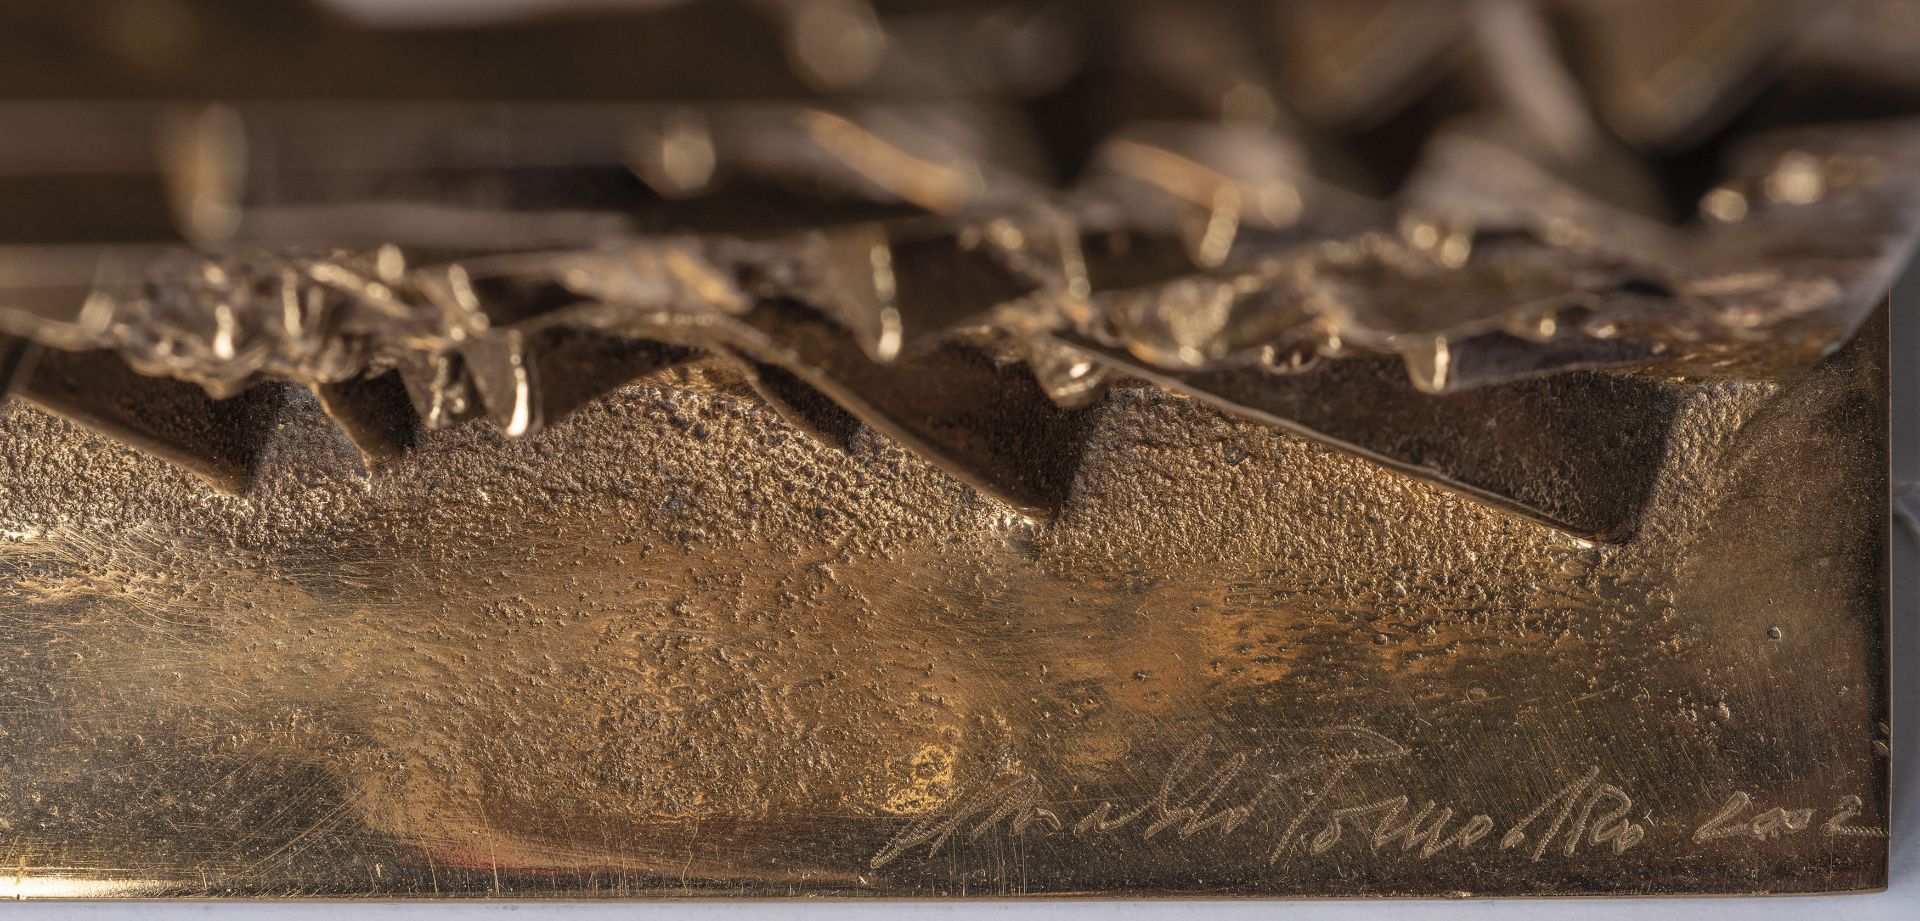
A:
0,0,1905,899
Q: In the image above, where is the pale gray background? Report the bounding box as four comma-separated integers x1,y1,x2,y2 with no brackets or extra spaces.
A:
5,0,1916,915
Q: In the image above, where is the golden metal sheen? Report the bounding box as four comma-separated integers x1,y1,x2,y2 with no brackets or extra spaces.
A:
0,0,1903,900
0,310,1889,898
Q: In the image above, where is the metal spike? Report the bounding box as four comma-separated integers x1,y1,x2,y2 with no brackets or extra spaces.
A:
314,370,418,468
462,332,540,437
725,348,863,451
395,353,481,431
809,221,1054,363
13,348,283,493
516,328,695,430
1070,341,1695,541
885,226,1053,353
726,301,1093,520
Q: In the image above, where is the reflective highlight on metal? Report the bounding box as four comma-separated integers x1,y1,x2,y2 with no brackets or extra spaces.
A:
0,0,1903,899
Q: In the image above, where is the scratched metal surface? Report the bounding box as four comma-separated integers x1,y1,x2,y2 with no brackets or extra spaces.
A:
0,301,1889,898
0,0,1907,900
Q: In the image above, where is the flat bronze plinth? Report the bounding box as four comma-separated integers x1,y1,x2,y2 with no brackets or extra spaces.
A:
0,0,1904,899
0,310,1889,897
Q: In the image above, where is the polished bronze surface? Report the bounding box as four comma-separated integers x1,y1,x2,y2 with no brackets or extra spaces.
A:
0,0,1904,899
0,310,1891,897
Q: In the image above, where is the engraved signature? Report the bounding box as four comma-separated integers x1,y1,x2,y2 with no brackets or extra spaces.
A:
872,727,1887,870
872,726,1649,869
1693,791,1888,842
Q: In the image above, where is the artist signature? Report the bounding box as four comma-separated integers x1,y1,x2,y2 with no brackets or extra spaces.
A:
871,726,1880,870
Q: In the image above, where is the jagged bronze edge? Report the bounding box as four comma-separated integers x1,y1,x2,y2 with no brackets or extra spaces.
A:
1,116,1916,539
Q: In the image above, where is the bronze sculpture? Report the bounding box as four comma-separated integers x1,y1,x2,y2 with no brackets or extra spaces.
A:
0,0,1904,898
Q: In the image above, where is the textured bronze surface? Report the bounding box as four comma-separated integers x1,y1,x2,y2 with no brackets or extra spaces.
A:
0,0,1904,899
0,308,1890,898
